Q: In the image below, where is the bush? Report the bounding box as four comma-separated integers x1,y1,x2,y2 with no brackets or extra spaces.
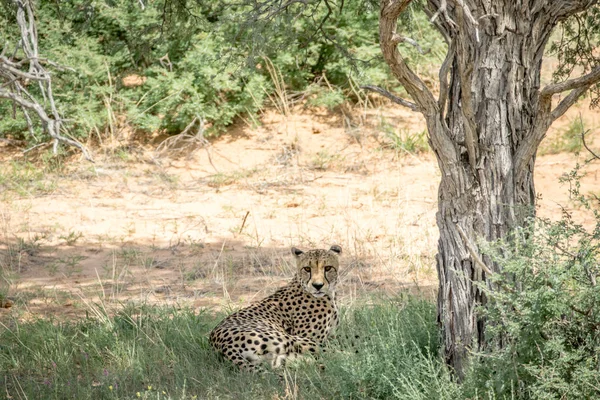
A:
466,163,600,399
0,0,445,144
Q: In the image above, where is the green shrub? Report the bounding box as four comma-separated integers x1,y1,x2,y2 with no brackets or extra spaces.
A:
0,0,445,145
466,164,600,399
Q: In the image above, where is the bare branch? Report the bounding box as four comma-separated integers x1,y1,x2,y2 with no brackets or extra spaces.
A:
156,115,208,153
456,223,494,277
0,0,92,160
380,0,458,164
541,65,600,97
515,78,591,182
0,57,50,81
360,85,420,111
423,0,452,43
581,115,600,161
516,52,600,183
438,39,455,116
396,36,429,55
0,88,93,161
553,0,600,20
551,85,590,121
379,0,438,115
429,0,456,28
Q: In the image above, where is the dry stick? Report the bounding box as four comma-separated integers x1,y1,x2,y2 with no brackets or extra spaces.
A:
239,211,250,235
360,85,420,111
430,0,457,27
455,224,494,276
0,88,92,161
580,114,600,161
1,0,93,160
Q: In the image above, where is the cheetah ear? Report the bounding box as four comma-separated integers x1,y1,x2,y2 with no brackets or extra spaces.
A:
291,247,304,257
329,245,342,255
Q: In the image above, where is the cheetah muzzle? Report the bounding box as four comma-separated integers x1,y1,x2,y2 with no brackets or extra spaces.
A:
209,245,342,371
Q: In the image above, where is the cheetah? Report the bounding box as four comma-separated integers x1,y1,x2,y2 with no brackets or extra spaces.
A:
209,245,342,371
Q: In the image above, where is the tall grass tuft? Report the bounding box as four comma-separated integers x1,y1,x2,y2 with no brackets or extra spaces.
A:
0,296,460,399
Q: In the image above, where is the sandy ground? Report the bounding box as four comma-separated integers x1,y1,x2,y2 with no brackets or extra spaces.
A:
1,98,600,320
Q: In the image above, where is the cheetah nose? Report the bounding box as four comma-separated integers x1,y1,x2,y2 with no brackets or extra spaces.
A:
312,282,324,291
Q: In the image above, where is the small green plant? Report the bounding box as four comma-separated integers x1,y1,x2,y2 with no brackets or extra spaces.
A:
154,171,179,190
17,234,45,256
114,148,131,162
306,84,345,110
539,117,585,155
207,169,257,189
308,151,341,171
378,118,429,154
141,256,156,269
0,161,58,198
40,149,67,173
46,255,86,277
119,247,140,266
59,231,84,246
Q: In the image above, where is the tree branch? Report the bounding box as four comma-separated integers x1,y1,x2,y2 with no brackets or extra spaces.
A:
438,39,455,115
516,64,600,182
429,0,456,29
396,35,429,55
379,0,458,164
360,85,420,111
551,85,591,121
582,124,600,162
423,0,452,43
554,0,600,20
540,65,600,97
379,0,438,115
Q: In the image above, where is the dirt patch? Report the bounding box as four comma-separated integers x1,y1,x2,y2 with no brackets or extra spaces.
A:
1,101,599,319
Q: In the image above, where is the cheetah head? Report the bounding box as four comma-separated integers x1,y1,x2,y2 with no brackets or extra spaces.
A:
291,245,342,298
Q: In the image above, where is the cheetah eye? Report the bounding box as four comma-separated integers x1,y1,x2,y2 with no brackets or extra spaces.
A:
325,266,333,272
303,267,311,272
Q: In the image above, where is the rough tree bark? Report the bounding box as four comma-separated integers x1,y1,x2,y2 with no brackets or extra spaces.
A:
370,0,600,379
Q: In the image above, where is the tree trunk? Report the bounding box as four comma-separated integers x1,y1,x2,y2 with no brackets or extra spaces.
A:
434,12,550,376
377,0,600,379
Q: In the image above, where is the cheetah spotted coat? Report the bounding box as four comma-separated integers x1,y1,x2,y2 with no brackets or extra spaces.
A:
209,245,342,370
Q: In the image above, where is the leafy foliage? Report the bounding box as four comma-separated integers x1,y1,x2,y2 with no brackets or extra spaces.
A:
550,5,600,107
0,0,444,145
466,162,600,399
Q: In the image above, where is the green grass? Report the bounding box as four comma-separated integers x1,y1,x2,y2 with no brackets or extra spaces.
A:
0,160,58,198
378,119,430,155
0,296,463,400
